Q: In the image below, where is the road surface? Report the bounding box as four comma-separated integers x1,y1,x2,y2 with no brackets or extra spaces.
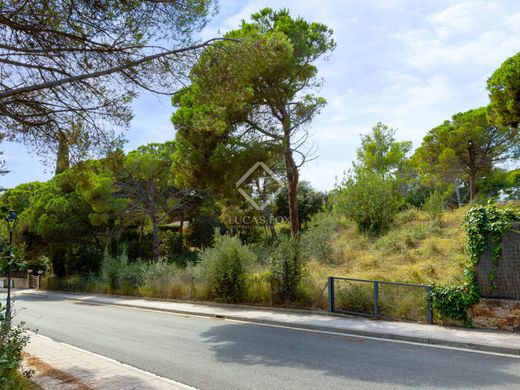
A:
5,293,520,390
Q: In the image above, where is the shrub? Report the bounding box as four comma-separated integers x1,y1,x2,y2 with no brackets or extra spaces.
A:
0,304,32,388
100,250,141,292
375,224,428,253
333,171,401,236
335,282,373,313
186,214,224,248
302,212,342,262
393,207,421,225
423,191,446,225
198,232,255,303
429,282,479,327
270,236,306,303
140,259,176,298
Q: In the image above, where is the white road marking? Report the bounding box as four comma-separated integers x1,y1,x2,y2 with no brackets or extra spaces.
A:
16,291,520,360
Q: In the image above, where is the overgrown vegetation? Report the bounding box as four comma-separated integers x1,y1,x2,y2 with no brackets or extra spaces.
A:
0,304,32,389
1,6,519,329
270,236,305,303
428,203,520,327
197,232,255,303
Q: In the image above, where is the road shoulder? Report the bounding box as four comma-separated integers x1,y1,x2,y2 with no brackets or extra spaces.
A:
23,333,196,390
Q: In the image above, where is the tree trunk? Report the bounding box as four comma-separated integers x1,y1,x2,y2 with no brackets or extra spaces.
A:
178,207,184,253
469,170,477,202
138,220,144,258
55,130,70,175
263,205,277,240
454,178,462,207
149,181,160,259
284,147,299,237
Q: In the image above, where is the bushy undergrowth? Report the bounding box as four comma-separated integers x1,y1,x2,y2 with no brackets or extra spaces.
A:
270,236,306,303
0,304,32,389
302,212,343,263
198,232,256,303
101,250,141,292
40,206,477,321
334,172,402,236
141,260,177,298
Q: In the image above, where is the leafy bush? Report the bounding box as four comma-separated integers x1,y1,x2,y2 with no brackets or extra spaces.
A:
140,259,176,298
100,250,141,292
333,171,402,236
198,232,256,303
374,224,429,253
335,282,373,313
270,236,306,303
393,207,421,225
302,212,342,262
186,214,225,248
429,280,479,327
0,304,32,388
423,191,446,225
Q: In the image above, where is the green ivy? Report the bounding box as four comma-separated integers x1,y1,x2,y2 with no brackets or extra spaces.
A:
464,203,519,290
430,269,479,327
430,203,519,327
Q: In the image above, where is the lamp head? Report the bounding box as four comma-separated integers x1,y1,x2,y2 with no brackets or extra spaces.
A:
5,210,17,231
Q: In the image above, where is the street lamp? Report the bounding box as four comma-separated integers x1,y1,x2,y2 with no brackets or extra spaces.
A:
5,210,17,322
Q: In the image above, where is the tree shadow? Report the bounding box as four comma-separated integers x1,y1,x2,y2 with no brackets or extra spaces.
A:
201,322,520,389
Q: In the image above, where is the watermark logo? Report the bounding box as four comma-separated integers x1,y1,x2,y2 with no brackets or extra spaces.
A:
236,162,284,211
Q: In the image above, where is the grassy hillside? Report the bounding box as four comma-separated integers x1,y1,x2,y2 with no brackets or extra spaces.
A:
307,206,469,286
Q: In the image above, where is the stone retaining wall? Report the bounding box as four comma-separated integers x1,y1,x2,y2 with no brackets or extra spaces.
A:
469,299,520,331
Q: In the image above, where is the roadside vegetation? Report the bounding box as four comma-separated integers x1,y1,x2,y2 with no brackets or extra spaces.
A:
1,5,519,333
0,303,33,389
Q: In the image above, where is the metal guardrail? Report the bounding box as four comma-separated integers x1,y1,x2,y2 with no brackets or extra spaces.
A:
327,276,433,324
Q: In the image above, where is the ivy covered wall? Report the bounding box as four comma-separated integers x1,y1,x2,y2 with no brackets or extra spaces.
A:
477,222,520,299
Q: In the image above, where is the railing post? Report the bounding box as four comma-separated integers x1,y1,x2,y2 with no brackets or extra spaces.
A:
373,281,379,319
426,286,433,324
327,277,335,313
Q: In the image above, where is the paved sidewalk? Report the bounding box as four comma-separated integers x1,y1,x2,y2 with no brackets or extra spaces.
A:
13,289,520,356
24,333,195,390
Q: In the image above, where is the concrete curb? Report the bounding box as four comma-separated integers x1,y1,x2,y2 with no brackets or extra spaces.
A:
16,290,520,357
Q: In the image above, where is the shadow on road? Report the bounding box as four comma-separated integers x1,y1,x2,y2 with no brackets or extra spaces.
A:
201,322,520,389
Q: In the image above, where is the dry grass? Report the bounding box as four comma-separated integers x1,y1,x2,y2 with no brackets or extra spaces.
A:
22,353,94,390
307,206,469,286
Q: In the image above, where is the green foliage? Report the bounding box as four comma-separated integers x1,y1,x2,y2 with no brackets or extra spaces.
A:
100,250,141,292
464,203,520,289
140,260,176,298
198,232,256,303
270,235,306,303
430,204,519,326
302,212,343,262
430,280,479,327
334,171,402,236
374,223,429,254
487,51,520,128
273,181,327,229
477,168,520,201
335,283,373,313
172,8,335,237
355,122,412,179
0,304,32,388
422,191,446,225
414,107,519,200
186,213,224,248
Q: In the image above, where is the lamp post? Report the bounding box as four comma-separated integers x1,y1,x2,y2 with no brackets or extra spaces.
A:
5,210,17,322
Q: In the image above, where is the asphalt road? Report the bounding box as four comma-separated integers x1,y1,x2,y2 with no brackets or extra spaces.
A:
4,293,520,390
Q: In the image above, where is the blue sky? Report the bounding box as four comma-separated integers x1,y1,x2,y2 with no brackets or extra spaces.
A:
2,0,520,191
